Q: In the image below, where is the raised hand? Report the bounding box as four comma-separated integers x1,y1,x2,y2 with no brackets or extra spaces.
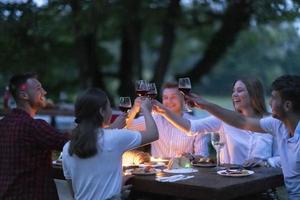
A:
131,97,142,113
151,99,168,115
140,98,152,113
185,93,209,109
109,112,128,129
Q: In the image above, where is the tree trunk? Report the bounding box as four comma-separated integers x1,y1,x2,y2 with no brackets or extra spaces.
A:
70,0,104,90
118,0,142,98
177,0,253,83
151,0,181,91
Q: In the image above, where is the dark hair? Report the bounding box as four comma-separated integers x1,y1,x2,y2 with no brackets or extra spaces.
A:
68,88,109,158
233,77,267,116
271,75,300,113
9,73,37,101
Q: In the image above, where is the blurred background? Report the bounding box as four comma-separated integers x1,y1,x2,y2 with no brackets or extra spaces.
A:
1,2,297,198
1,0,300,108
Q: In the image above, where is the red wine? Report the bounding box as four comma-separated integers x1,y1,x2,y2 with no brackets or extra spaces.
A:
147,92,157,99
178,88,191,95
119,106,131,113
136,90,148,97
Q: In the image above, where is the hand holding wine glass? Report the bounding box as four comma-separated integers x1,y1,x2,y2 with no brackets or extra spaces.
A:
147,83,158,99
119,97,132,113
178,77,192,112
178,77,191,95
136,80,149,97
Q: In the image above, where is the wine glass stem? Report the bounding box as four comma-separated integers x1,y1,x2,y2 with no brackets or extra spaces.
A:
185,102,192,112
216,149,220,167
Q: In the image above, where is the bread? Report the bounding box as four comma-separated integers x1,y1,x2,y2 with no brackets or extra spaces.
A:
122,150,151,165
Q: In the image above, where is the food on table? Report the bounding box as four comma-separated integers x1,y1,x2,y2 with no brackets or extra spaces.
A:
167,156,191,169
143,161,157,165
194,157,215,164
225,169,248,175
122,150,151,165
132,166,156,174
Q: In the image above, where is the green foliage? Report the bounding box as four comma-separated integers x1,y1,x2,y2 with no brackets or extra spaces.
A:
1,0,300,103
197,22,300,95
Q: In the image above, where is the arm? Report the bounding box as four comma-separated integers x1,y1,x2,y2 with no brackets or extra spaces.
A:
126,97,142,128
186,94,266,133
152,100,192,134
268,134,281,167
32,119,70,150
109,113,127,129
139,99,159,145
126,97,146,131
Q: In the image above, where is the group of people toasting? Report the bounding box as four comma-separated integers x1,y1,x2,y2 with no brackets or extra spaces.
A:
0,72,299,200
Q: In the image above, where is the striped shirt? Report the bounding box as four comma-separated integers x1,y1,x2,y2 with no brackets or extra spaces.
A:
128,113,209,158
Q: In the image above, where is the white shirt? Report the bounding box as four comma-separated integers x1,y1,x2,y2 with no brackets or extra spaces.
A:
190,116,278,165
128,113,209,158
62,129,141,200
260,117,300,199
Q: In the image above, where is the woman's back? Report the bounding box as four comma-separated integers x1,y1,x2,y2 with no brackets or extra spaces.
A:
62,128,141,200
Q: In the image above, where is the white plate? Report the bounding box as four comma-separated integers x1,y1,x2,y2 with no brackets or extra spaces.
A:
163,168,198,174
192,162,216,168
139,162,165,168
126,168,161,176
217,169,254,177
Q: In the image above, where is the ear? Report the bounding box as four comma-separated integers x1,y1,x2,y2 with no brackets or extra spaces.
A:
99,107,105,117
283,100,292,112
18,91,29,100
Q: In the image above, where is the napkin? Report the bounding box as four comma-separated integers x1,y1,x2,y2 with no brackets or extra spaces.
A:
156,175,194,182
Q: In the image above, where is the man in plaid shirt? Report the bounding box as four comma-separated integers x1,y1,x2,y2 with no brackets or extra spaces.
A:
0,73,69,200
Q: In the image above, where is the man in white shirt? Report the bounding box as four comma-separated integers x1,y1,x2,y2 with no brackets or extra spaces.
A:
127,82,209,158
184,75,300,199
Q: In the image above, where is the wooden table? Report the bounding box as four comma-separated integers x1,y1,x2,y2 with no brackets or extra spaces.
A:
52,165,284,200
131,167,284,200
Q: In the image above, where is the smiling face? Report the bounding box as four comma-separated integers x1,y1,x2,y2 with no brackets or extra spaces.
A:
232,80,252,112
162,88,184,114
24,78,47,110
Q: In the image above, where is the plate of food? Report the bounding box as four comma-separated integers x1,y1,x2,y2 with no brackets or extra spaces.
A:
129,166,161,175
138,161,165,168
217,169,254,177
163,168,198,174
192,157,216,167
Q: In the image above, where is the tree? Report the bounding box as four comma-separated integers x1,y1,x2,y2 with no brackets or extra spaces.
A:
1,0,300,103
118,0,143,99
177,0,253,83
151,0,181,90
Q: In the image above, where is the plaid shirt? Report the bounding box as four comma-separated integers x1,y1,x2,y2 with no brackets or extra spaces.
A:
0,109,69,200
